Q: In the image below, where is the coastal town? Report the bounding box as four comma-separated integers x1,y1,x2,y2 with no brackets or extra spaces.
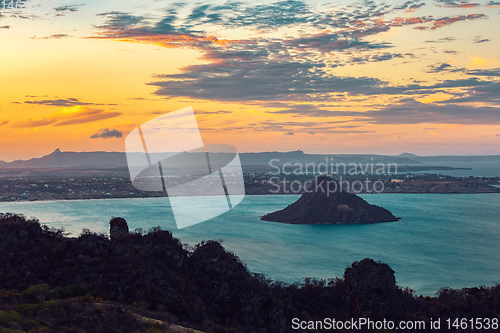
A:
1,172,499,202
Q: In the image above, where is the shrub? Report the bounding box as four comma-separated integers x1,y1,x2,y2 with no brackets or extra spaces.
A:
20,285,55,303
0,310,21,326
56,284,90,299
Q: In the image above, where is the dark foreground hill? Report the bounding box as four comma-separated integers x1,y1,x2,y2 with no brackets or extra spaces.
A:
261,176,400,224
0,213,499,332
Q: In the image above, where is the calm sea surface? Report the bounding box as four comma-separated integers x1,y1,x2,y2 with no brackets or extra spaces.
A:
0,194,499,296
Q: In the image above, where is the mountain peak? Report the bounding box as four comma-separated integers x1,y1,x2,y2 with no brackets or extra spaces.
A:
50,148,62,155
398,152,419,158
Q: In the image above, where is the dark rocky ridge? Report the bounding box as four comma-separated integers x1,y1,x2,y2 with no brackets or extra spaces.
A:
0,213,499,332
261,176,400,224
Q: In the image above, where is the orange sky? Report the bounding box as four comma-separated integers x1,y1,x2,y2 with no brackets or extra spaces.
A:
1,0,500,161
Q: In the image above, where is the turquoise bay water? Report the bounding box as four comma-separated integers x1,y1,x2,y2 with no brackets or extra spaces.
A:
0,194,499,296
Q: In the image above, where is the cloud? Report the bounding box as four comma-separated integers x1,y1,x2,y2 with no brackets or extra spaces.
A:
349,52,406,65
96,11,145,30
426,63,464,73
90,0,496,106
361,77,495,96
430,14,486,30
427,63,452,73
196,110,233,115
149,60,381,101
467,68,500,76
91,3,487,64
266,99,500,125
31,34,71,39
148,51,497,102
436,0,481,8
283,32,392,52
93,10,244,49
185,1,315,29
0,120,9,126
394,1,426,12
363,101,500,124
0,26,10,29
246,118,373,134
435,81,500,104
425,37,456,43
24,98,92,107
269,104,353,117
90,128,123,139
474,36,490,43
15,106,121,128
54,5,79,13
23,97,115,107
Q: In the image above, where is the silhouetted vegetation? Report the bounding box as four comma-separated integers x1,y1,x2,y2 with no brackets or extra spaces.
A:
0,213,498,332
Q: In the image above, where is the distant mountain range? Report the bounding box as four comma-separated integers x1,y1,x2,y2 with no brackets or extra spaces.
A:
1,148,500,170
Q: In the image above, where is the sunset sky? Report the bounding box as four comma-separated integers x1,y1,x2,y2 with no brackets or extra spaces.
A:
1,0,500,161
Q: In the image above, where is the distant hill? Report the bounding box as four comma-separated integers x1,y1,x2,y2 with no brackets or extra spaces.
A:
410,155,500,162
1,149,499,171
2,149,128,169
398,152,420,158
0,149,418,170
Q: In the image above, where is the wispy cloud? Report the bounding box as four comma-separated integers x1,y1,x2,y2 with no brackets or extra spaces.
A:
283,31,392,52
426,63,464,73
23,97,115,107
24,98,90,107
473,36,490,43
364,101,500,124
467,68,500,76
267,101,500,125
436,0,481,9
53,5,82,17
196,110,233,115
30,34,71,39
90,128,123,139
15,106,121,128
428,14,486,30
395,0,426,12
425,37,456,43
435,81,500,105
54,5,79,13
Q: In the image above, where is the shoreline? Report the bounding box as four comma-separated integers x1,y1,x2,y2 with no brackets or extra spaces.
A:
1,191,500,205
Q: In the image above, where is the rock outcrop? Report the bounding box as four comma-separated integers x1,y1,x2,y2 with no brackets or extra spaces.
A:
261,176,399,224
110,217,129,240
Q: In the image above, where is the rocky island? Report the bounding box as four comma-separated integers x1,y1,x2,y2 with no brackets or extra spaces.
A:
261,176,400,224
